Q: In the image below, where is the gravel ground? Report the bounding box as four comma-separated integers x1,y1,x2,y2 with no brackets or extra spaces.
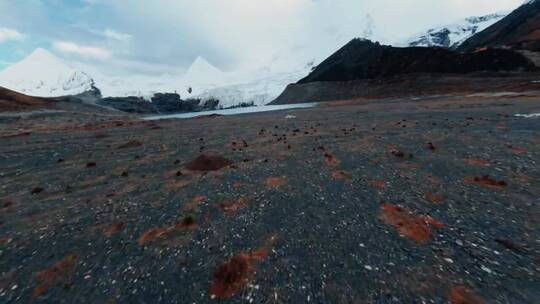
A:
1,94,539,303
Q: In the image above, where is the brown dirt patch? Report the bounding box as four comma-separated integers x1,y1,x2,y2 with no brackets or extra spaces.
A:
138,217,198,246
210,236,277,299
103,222,125,237
425,192,445,204
33,253,79,298
448,285,485,304
185,154,233,172
218,198,251,216
379,203,444,243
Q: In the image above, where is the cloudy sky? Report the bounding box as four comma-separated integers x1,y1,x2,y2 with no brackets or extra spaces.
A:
0,0,525,75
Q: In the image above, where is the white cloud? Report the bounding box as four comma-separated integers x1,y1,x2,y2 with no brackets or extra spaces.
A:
103,29,132,42
0,28,24,43
53,41,112,60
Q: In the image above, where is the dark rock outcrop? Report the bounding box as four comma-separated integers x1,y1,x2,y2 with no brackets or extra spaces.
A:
97,94,221,114
458,0,540,52
97,96,158,114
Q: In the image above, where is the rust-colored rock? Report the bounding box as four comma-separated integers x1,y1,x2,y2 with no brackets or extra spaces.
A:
464,158,489,166
138,227,171,246
265,176,287,188
425,192,445,204
210,253,254,299
495,238,527,254
218,198,250,216
379,203,444,243
210,236,277,299
103,222,125,237
332,170,352,180
449,285,485,304
508,145,527,154
185,154,233,172
465,175,507,190
369,180,386,189
323,152,341,167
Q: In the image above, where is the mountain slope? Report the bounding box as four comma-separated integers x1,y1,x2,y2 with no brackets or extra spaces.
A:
0,48,95,97
458,0,540,52
0,86,50,112
298,39,537,84
404,13,506,48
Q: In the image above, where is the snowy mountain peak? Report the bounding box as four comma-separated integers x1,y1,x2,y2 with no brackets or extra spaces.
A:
183,56,225,85
0,48,95,97
403,12,507,48
26,48,60,62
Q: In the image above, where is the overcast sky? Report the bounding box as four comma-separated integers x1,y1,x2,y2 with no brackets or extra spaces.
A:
0,0,525,75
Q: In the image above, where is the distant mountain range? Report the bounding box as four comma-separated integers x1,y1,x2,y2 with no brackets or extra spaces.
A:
0,48,314,108
0,0,538,110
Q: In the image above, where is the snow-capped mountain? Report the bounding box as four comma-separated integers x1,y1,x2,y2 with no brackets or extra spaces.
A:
183,56,227,86
0,48,314,108
196,66,313,107
403,13,507,48
0,48,95,97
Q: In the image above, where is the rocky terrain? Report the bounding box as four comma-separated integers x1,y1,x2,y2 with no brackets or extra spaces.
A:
1,89,539,303
1,2,539,303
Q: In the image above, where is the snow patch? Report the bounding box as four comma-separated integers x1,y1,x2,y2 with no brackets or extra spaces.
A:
515,113,540,118
401,13,507,48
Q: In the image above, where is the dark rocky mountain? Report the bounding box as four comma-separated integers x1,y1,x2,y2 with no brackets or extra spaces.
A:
458,0,540,52
298,39,537,84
